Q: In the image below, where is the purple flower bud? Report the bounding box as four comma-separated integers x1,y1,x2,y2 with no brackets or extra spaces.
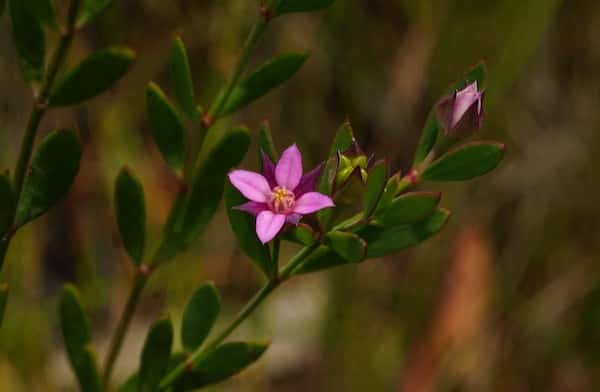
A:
436,82,484,137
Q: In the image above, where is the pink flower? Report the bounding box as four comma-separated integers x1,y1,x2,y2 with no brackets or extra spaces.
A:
228,145,334,244
436,81,484,137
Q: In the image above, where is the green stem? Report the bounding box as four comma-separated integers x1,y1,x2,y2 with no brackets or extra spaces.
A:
0,0,81,273
101,275,148,390
158,243,319,389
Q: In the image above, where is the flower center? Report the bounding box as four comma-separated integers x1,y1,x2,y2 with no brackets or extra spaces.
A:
268,186,295,214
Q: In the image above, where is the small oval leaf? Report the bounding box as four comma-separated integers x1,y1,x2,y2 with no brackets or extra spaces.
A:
49,47,135,106
225,183,272,276
374,192,441,226
421,141,505,182
275,0,335,15
59,285,101,392
170,37,197,119
9,0,45,82
181,283,221,352
115,168,146,265
146,82,186,171
363,159,388,219
140,318,174,392
78,0,112,27
359,208,451,258
173,342,268,390
16,130,82,228
325,231,367,263
220,53,308,116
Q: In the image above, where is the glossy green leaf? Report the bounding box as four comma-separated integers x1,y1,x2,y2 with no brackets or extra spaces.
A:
282,223,315,246
0,283,8,327
376,173,401,212
146,82,186,171
170,37,197,119
115,168,146,265
292,245,345,275
258,121,278,164
374,192,441,226
155,128,251,262
325,231,367,263
275,0,335,15
16,130,82,228
181,283,221,352
31,0,57,29
413,111,440,166
59,285,101,392
421,141,505,182
363,160,388,219
140,318,174,392
49,47,134,106
78,0,112,26
225,182,272,276
173,342,268,390
0,172,15,235
220,53,309,116
118,353,186,392
9,0,45,82
359,208,450,258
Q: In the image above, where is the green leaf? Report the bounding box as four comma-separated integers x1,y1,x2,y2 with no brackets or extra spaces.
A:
9,0,45,82
220,53,308,116
173,342,268,390
359,208,450,258
225,183,272,276
16,130,82,228
78,0,112,27
155,128,251,262
118,353,186,392
413,111,440,166
421,141,505,182
49,47,135,107
374,192,441,226
325,231,367,263
59,285,101,392
140,318,174,392
31,0,57,29
282,223,315,246
0,172,15,235
0,283,8,327
376,173,401,212
291,245,345,275
275,0,335,15
257,121,278,165
146,82,186,171
181,283,221,352
363,159,388,219
170,37,197,119
115,168,146,265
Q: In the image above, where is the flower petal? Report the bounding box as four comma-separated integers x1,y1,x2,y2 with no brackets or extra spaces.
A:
234,201,268,216
256,211,286,244
294,162,324,196
286,213,303,225
451,83,481,129
293,192,334,214
260,150,277,188
275,144,303,190
228,170,271,202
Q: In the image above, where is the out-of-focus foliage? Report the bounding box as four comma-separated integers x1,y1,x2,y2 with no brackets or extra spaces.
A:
3,0,600,391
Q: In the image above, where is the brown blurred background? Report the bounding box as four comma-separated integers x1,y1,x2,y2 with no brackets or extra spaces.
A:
2,0,600,390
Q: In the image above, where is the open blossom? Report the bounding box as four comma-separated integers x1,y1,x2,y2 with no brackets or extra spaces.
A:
436,81,484,137
228,145,334,244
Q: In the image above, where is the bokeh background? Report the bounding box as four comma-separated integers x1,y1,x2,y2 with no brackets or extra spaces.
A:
1,0,599,390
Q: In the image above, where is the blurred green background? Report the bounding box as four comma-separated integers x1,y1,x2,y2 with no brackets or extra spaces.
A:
2,0,600,390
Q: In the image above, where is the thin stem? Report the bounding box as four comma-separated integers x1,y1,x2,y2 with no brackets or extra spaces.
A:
101,275,147,390
101,9,273,390
0,0,81,272
158,243,319,389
